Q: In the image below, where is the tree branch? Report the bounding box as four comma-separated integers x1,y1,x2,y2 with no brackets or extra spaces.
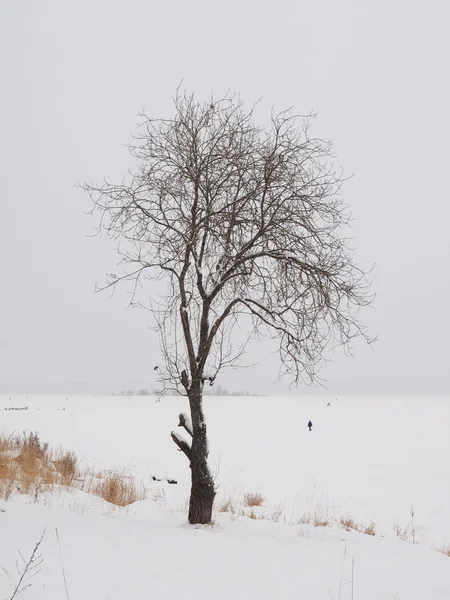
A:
171,431,192,461
178,412,193,437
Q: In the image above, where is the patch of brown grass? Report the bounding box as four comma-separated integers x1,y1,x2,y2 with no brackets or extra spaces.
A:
0,432,58,497
21,431,48,459
0,432,146,507
52,450,78,486
314,519,330,527
340,515,376,536
91,470,146,507
243,492,264,507
298,507,334,528
438,546,450,557
340,516,357,531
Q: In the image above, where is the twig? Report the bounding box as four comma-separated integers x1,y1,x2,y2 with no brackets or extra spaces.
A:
55,527,70,600
9,527,46,600
351,557,355,600
410,505,416,545
338,546,347,600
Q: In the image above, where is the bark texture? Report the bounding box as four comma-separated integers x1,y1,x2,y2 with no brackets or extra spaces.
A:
187,383,215,524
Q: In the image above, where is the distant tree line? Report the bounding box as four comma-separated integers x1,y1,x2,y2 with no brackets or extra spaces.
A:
113,389,152,396
112,385,258,397
203,384,261,397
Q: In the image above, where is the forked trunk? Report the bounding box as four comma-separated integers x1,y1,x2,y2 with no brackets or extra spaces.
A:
188,382,215,524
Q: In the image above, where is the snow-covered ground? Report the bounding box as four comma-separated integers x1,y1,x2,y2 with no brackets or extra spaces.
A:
1,394,450,599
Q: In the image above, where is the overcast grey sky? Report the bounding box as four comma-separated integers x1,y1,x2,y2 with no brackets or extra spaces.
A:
1,0,449,395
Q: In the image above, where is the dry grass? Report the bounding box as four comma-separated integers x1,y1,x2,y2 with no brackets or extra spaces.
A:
52,450,78,486
152,487,167,507
243,492,264,507
91,470,146,507
0,476,16,501
218,498,234,513
298,507,375,535
297,488,338,529
438,546,450,558
270,504,285,523
394,508,418,544
0,432,57,498
340,516,357,531
314,519,330,527
340,515,376,536
0,431,146,507
298,506,334,528
216,490,280,522
215,483,242,515
364,522,376,536
394,521,415,543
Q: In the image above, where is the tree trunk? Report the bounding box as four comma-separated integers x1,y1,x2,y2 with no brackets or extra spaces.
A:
187,381,215,524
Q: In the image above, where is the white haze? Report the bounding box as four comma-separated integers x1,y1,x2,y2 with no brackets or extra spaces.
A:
1,1,449,395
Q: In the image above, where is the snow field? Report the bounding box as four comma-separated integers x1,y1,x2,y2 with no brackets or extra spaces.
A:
1,394,449,599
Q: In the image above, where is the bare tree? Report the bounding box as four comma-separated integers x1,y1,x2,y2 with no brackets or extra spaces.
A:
83,90,374,524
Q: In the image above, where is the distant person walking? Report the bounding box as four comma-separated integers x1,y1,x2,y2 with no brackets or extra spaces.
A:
308,420,313,432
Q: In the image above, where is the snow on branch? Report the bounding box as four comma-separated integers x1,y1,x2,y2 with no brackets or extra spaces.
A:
178,412,193,437
171,431,192,461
